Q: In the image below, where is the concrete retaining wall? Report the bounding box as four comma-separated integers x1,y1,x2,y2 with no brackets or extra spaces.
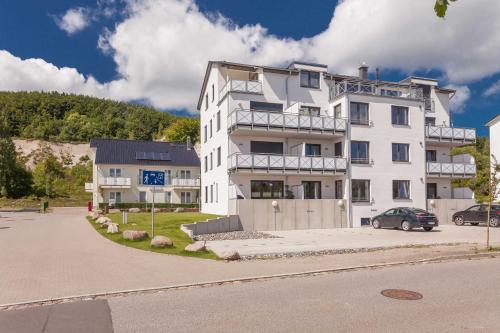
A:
181,216,241,237
427,199,476,225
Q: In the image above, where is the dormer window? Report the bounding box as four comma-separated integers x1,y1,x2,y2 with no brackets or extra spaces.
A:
300,71,320,89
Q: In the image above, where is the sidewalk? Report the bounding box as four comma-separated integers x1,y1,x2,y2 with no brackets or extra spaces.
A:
205,225,500,257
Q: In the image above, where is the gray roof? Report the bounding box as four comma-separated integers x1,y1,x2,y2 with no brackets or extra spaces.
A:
90,139,199,166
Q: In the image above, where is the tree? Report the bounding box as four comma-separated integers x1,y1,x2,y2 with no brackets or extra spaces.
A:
159,118,200,143
31,143,65,197
435,0,457,18
486,155,500,248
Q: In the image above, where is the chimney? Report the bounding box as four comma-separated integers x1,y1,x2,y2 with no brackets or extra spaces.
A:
186,137,192,150
375,67,380,83
358,62,369,80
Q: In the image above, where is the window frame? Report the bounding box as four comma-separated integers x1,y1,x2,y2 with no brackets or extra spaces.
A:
217,146,221,166
304,143,321,157
351,180,370,203
335,180,343,199
216,111,221,131
392,143,410,162
350,102,370,125
391,105,409,126
300,71,320,89
250,180,284,199
351,141,370,164
302,181,322,199
393,180,411,200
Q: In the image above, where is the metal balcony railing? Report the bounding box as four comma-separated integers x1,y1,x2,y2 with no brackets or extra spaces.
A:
425,126,476,142
228,153,347,173
426,162,476,177
219,80,262,101
171,178,201,187
227,109,347,134
330,80,424,101
99,177,132,187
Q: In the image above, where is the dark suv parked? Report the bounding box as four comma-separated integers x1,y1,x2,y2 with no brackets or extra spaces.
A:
452,204,500,227
371,207,438,231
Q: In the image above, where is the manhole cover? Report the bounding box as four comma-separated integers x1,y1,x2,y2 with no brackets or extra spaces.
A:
381,289,422,300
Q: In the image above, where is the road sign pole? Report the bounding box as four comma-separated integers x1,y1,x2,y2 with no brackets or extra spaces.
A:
151,186,155,238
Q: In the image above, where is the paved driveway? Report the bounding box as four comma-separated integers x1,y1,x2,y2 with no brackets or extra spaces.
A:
0,208,497,306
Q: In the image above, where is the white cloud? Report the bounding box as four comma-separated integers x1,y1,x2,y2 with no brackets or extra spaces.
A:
5,0,500,111
55,8,90,34
446,85,470,114
484,80,500,97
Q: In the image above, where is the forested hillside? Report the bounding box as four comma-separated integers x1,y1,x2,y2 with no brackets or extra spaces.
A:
0,91,175,142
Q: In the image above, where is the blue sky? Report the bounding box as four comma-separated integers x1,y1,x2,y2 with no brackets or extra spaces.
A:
0,0,499,136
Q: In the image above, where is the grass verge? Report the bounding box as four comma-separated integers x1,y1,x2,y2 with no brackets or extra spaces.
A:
87,212,219,260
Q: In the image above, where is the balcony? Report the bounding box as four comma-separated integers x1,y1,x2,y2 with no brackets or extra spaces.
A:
99,177,132,188
330,80,423,101
425,126,476,144
171,178,200,188
218,80,262,102
228,109,347,138
426,162,476,178
84,183,94,192
228,153,347,174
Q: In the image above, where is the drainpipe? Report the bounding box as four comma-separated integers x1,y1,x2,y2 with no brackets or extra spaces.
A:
346,95,353,228
285,70,292,109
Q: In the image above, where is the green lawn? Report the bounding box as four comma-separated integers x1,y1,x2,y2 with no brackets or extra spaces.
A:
0,195,90,209
88,212,219,259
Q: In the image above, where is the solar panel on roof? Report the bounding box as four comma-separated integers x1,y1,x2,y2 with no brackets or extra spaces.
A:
135,151,171,161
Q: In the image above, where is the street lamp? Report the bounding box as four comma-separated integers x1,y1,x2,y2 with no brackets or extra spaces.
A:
272,200,279,231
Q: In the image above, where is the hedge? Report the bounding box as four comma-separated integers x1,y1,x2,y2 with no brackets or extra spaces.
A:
98,202,199,209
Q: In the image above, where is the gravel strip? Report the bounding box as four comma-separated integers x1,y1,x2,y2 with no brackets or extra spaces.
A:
194,231,280,241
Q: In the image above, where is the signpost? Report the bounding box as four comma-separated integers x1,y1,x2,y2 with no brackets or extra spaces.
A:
142,170,165,238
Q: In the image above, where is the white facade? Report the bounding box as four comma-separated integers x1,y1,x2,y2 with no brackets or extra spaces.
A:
487,115,500,202
198,61,476,227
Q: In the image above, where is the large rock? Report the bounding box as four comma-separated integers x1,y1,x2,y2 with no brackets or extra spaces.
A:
150,235,173,248
107,223,119,234
185,242,206,252
123,230,149,241
128,208,141,213
96,216,112,224
174,207,184,213
218,250,240,261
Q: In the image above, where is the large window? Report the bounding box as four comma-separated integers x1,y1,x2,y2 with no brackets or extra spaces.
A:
250,141,284,154
204,156,208,173
109,168,121,177
334,142,343,157
392,143,409,162
109,192,122,203
216,111,221,131
180,170,191,179
393,180,410,199
427,183,437,199
350,102,369,125
204,186,208,203
209,119,213,138
251,180,284,199
300,106,320,116
210,152,213,170
181,192,191,204
165,191,172,203
351,141,369,164
305,144,321,156
426,150,437,162
334,104,342,118
352,180,370,202
391,106,409,125
302,181,321,199
139,191,146,203
217,146,221,166
425,117,436,126
300,71,320,89
250,101,283,112
203,125,207,143
335,180,343,199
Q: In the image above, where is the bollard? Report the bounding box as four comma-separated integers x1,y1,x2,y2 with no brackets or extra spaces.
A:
122,210,128,224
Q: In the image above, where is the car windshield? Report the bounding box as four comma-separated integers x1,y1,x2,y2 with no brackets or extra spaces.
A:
407,208,429,214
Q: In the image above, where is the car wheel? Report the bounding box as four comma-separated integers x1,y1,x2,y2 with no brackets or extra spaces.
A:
423,227,433,231
454,216,465,226
372,219,381,229
471,222,479,226
401,221,412,231
489,217,499,227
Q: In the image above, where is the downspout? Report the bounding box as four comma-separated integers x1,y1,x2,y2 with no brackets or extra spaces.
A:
346,95,353,228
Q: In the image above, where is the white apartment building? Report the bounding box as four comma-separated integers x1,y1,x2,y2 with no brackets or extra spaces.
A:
487,115,500,202
197,61,476,228
86,139,200,208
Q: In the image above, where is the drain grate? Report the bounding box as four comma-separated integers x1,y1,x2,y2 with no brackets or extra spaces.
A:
381,289,423,300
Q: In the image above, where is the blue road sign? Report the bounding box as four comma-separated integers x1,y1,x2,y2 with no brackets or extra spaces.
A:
142,170,165,186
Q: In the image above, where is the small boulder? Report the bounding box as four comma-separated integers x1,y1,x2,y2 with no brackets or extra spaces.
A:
150,235,173,248
153,208,161,213
174,207,184,213
107,223,119,234
219,250,240,261
90,211,100,220
96,216,112,224
129,208,141,213
123,230,149,241
185,242,206,252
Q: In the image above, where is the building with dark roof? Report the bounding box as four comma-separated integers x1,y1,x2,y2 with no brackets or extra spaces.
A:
86,139,200,207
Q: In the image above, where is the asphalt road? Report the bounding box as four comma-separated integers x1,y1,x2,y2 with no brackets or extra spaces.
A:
108,257,500,333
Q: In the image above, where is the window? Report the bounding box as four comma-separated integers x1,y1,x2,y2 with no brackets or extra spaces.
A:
425,117,436,126
209,120,213,138
250,101,283,112
302,181,321,199
205,93,208,111
352,180,370,202
426,150,437,162
393,180,410,199
210,185,213,203
165,191,172,203
334,142,343,157
204,156,208,172
351,141,369,164
165,170,172,185
350,102,369,125
210,152,213,170
305,144,321,156
109,192,122,203
250,141,283,154
391,106,409,125
426,183,437,199
180,170,191,179
204,125,207,143
181,192,191,204
381,89,402,97
300,106,320,116
216,183,218,203
335,180,343,199
205,186,208,203
216,111,221,131
392,143,409,162
300,71,320,89
139,191,147,203
211,84,214,102
251,180,284,199
334,104,342,118
109,168,122,177
217,146,221,166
